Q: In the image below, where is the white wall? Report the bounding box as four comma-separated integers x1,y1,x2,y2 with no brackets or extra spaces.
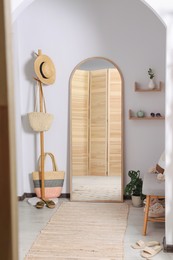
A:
11,0,34,22
12,0,166,196
11,0,24,12
144,0,173,247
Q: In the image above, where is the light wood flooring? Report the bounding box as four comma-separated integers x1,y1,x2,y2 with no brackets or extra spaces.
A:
19,198,173,260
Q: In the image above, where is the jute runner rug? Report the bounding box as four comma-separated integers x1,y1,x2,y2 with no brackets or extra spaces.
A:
25,202,129,259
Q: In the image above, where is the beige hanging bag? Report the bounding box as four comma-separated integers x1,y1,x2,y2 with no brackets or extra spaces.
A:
28,83,54,132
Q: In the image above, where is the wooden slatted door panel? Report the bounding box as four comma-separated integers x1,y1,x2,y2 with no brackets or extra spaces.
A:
89,69,107,176
71,70,89,176
108,68,122,176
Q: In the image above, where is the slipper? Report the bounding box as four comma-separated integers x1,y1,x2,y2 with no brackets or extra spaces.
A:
148,203,165,218
131,240,160,249
43,199,55,209
141,245,163,258
35,200,45,209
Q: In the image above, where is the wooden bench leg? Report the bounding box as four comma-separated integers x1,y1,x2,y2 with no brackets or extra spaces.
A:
143,195,150,235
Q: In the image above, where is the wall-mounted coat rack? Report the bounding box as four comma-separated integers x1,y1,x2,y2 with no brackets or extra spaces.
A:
33,49,56,200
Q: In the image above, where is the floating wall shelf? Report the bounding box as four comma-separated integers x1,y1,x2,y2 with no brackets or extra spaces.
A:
129,110,165,120
134,81,162,92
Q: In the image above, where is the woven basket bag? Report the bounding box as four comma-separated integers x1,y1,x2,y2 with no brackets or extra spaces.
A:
32,153,64,199
28,83,53,132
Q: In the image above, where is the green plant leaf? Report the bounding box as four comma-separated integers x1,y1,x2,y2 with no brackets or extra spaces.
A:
124,170,144,198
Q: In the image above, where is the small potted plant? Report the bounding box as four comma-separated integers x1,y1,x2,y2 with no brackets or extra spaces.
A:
148,68,155,89
124,170,144,207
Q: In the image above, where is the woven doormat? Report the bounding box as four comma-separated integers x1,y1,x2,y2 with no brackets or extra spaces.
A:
25,201,129,259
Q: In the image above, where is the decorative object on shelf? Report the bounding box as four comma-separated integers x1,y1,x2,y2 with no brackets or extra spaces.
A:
148,68,155,90
130,79,164,121
137,110,145,118
32,152,65,199
134,82,162,92
148,68,155,79
34,54,56,85
150,112,161,118
129,109,165,120
28,83,54,132
124,170,145,207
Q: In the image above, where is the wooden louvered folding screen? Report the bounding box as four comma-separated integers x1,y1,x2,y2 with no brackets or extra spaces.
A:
89,69,107,176
71,68,122,177
108,68,122,176
71,70,89,176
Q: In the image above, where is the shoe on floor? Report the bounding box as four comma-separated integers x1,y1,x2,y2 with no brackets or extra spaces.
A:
140,245,163,258
35,200,45,209
131,240,160,249
42,199,55,209
148,202,165,218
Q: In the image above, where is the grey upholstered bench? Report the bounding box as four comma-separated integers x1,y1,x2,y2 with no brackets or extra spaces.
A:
142,172,165,235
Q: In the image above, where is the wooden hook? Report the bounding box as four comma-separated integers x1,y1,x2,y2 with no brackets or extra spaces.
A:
33,77,41,83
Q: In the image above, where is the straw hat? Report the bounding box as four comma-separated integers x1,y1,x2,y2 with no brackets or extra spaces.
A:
34,54,56,85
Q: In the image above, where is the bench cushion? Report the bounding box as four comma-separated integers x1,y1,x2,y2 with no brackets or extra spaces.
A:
142,172,165,196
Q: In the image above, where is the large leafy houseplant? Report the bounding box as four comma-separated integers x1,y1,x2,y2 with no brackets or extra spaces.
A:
124,170,144,199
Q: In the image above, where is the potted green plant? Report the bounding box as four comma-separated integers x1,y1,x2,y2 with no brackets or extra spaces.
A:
148,68,155,89
124,170,144,207
148,68,155,79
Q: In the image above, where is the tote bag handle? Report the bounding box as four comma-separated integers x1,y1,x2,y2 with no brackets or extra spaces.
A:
38,152,58,171
34,81,47,113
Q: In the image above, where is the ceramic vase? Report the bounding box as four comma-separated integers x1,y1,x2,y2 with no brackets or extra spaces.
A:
148,78,155,90
137,110,145,118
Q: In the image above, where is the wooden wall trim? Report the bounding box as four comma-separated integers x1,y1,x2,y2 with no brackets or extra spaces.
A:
0,1,18,259
18,193,70,201
163,237,173,253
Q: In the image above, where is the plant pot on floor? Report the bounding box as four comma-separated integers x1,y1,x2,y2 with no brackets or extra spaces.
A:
124,170,145,207
132,195,142,207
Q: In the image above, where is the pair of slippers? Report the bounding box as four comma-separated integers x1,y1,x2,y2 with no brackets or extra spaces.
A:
131,240,163,258
36,199,55,209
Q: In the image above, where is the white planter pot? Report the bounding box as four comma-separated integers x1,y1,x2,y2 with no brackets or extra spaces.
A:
132,195,142,207
148,78,155,89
